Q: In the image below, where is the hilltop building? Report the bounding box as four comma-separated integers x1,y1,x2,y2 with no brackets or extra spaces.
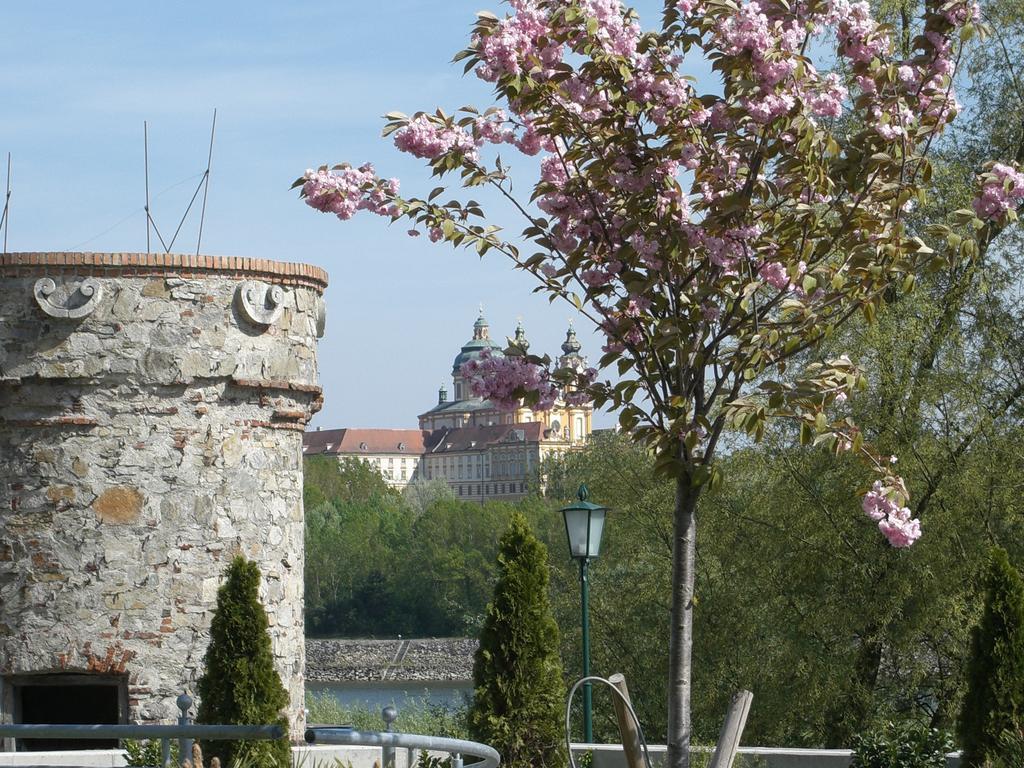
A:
302,428,426,488
304,310,593,500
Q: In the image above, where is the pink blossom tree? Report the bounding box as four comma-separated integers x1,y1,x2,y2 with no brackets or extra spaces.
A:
298,0,1000,763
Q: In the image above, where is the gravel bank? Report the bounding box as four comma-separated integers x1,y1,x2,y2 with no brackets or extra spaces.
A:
306,638,478,682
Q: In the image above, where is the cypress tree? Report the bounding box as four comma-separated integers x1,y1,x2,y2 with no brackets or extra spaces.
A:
196,556,291,768
469,512,566,768
959,547,1024,767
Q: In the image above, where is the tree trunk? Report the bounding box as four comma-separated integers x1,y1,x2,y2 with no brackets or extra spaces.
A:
666,476,700,768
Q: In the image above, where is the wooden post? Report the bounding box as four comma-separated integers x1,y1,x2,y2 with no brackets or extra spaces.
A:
707,690,753,768
609,673,645,768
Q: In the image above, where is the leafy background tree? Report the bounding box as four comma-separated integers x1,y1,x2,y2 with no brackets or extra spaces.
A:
196,556,291,768
304,456,554,637
958,548,1024,767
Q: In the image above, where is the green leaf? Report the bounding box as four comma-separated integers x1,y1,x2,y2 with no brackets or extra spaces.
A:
799,421,813,445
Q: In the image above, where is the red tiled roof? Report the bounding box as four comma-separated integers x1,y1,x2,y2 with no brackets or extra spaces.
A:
425,422,558,454
303,428,429,456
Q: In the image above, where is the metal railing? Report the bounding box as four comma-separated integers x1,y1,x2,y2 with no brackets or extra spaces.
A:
305,727,500,768
0,696,500,768
0,693,283,767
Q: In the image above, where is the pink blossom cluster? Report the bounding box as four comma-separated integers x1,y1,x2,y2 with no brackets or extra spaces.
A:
475,110,515,145
744,92,796,124
582,0,640,58
942,0,980,26
301,165,398,221
564,368,599,406
805,74,848,118
474,0,562,82
972,163,1024,221
460,348,559,411
675,0,702,15
715,1,772,56
629,233,662,270
862,480,921,548
758,260,790,290
394,115,478,161
514,119,555,155
828,0,891,63
629,69,691,126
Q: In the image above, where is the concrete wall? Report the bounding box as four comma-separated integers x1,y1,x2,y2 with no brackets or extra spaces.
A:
0,253,328,739
578,743,963,768
0,744,966,768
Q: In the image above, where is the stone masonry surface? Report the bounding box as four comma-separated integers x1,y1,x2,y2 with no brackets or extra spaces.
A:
0,253,328,740
305,639,477,682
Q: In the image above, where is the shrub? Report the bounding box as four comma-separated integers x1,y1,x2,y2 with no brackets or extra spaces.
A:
983,728,1024,768
123,738,178,768
414,751,452,768
850,721,952,768
468,512,566,768
196,556,291,768
959,548,1024,767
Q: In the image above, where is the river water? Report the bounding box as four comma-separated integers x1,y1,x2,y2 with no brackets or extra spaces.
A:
307,681,473,712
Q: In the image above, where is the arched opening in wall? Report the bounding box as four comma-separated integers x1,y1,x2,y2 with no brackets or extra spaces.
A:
5,673,127,751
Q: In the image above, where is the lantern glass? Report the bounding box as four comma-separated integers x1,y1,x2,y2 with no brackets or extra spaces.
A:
587,509,606,558
563,506,607,560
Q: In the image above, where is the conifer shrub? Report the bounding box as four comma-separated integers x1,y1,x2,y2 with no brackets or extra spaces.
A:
469,512,566,768
958,547,1024,767
196,556,291,768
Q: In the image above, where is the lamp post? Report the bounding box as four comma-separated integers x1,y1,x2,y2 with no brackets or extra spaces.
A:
560,483,608,744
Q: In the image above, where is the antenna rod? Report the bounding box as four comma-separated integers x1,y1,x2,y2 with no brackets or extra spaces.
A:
144,121,151,255
195,108,217,257
1,153,10,255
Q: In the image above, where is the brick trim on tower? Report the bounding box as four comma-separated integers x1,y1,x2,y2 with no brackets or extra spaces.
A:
0,252,329,293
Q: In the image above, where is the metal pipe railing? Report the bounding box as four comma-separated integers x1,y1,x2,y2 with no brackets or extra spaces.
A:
0,725,285,740
0,723,285,768
305,727,500,768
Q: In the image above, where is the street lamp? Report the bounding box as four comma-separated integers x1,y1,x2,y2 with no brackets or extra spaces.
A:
560,483,608,744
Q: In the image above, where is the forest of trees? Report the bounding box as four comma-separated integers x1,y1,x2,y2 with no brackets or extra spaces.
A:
303,455,556,638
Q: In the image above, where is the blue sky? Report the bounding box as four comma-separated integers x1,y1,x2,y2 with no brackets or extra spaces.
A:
0,0,669,430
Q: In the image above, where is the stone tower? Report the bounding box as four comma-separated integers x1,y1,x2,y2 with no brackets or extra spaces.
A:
0,253,327,743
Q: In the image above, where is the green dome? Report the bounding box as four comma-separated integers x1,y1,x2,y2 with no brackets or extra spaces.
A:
453,338,504,375
452,309,504,376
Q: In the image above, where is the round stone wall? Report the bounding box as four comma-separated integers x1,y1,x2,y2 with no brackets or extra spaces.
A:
0,253,328,738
